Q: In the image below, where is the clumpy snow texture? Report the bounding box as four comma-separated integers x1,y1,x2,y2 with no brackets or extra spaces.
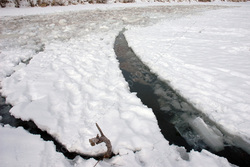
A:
125,3,250,153
0,125,71,167
0,3,239,167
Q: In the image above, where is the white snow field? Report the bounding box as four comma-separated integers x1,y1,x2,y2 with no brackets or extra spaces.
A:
125,2,250,154
0,125,72,167
0,2,246,167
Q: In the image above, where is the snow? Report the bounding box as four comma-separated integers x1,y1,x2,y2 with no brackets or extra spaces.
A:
125,2,250,153
0,2,247,167
0,1,244,17
1,31,164,156
0,2,189,17
0,125,232,166
0,125,71,167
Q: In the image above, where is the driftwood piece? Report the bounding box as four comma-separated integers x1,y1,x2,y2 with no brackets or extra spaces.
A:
89,123,112,159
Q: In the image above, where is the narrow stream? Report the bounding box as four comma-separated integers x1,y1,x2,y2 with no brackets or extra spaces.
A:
114,30,250,167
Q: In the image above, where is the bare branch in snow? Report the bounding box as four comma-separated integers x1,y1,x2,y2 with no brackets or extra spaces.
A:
89,123,112,159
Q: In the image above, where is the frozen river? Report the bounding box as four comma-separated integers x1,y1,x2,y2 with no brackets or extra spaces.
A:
1,3,250,167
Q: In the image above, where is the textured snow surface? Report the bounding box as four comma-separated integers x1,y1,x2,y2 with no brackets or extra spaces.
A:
0,2,242,167
1,32,163,155
0,125,232,167
125,3,250,153
0,125,71,167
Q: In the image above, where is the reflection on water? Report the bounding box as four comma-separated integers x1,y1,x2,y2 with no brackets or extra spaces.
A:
114,30,250,167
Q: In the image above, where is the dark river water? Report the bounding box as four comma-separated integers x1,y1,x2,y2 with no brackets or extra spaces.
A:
113,30,250,167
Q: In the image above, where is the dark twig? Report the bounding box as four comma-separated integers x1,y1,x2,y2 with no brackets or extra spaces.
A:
89,123,112,159
93,160,100,167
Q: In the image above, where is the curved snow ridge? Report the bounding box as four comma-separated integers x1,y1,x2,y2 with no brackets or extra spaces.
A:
125,4,250,153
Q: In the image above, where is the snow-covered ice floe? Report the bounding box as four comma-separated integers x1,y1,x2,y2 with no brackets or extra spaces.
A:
0,125,72,167
0,2,244,167
125,3,250,154
0,125,232,167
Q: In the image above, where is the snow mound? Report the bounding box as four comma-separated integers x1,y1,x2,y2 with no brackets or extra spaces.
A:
1,34,162,155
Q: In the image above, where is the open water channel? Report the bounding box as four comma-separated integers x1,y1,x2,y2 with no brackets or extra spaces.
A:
114,30,250,167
